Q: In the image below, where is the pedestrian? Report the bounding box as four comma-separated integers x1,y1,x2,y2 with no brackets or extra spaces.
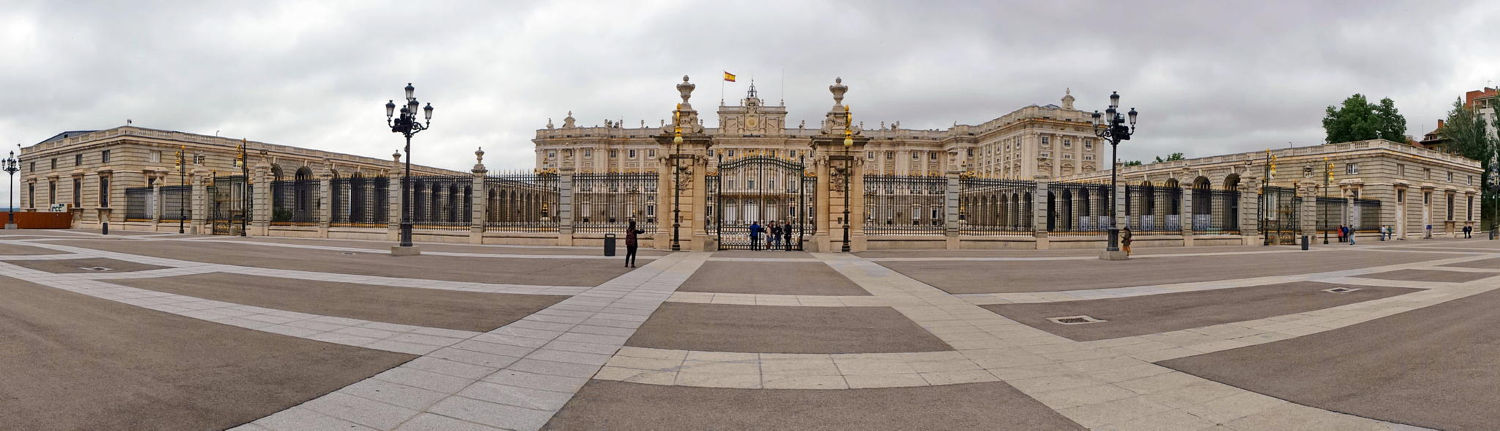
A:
1465,225,1472,239
784,221,794,250
1348,225,1356,245
1121,226,1133,256
624,219,644,268
1337,224,1346,242
749,220,762,250
768,221,781,250
1378,225,1386,241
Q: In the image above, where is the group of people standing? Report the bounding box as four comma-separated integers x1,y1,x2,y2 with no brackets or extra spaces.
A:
747,220,796,251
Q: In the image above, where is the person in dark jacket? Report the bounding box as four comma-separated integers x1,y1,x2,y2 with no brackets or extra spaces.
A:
783,221,794,250
768,221,781,250
624,219,644,268
1121,226,1134,256
749,221,762,250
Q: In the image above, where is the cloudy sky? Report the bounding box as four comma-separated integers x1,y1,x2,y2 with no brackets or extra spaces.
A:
3,0,1498,204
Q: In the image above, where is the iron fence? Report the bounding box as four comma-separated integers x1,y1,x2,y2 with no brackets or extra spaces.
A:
484,172,559,232
124,187,153,221
331,175,389,227
1189,186,1240,234
1047,181,1110,235
1355,198,1381,231
1258,186,1300,238
573,173,657,234
864,175,946,236
162,185,192,223
408,175,472,231
958,177,1035,236
270,179,319,225
706,156,812,249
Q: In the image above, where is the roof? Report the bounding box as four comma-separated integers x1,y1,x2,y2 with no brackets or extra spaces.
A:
36,130,98,145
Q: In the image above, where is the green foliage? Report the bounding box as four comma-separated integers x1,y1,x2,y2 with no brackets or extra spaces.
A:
1322,94,1407,143
1153,152,1186,163
1122,160,1143,167
272,208,293,222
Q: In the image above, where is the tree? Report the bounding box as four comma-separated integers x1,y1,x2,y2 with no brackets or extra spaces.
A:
1322,94,1407,143
1153,152,1186,163
1122,160,1143,167
1439,96,1500,231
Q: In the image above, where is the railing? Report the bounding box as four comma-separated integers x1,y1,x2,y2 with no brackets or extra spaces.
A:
864,175,946,236
484,172,559,232
573,173,657,234
958,177,1035,237
124,187,153,221
1048,181,1110,236
1355,198,1381,231
1189,187,1240,234
330,176,389,227
407,175,472,231
270,180,318,226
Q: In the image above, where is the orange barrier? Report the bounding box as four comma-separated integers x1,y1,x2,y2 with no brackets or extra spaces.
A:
12,211,73,229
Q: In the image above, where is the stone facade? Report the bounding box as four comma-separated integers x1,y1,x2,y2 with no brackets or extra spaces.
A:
534,80,1105,180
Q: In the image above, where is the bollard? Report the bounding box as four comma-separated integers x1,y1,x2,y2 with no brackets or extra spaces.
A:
101,221,108,235
603,233,617,257
1301,235,1308,250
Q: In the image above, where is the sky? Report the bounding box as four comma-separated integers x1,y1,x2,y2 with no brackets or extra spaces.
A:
3,0,1499,205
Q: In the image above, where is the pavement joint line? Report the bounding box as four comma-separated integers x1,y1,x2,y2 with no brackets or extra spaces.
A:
30,236,657,260
249,251,710,431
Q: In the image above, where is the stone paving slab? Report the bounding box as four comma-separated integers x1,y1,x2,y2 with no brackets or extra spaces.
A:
543,380,1085,430
54,239,636,286
1161,286,1500,430
1355,268,1499,283
0,242,57,255
115,273,567,332
677,260,870,296
0,275,413,431
5,257,168,273
881,250,1464,294
1441,256,1500,269
983,282,1420,341
625,303,953,354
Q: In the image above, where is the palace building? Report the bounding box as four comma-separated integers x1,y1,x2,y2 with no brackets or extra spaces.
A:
533,79,1106,180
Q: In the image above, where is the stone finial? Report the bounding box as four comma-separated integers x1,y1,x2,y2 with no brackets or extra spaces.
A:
392,151,401,162
1061,88,1075,110
546,118,554,129
829,77,848,106
677,75,695,104
475,147,485,163
563,111,576,128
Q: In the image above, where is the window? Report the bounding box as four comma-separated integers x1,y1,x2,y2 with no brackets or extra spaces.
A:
149,151,161,163
583,150,592,157
866,151,874,160
48,179,56,204
1397,189,1405,203
1041,136,1050,145
75,154,83,166
194,155,206,164
547,150,556,158
563,149,572,156
99,177,110,207
1424,168,1431,179
72,178,81,207
789,150,797,158
1468,196,1475,221
1423,191,1431,205
51,158,56,169
1085,140,1093,149
1063,139,1071,148
29,162,35,172
1345,163,1358,175
1040,152,1051,159
727,149,736,157
706,149,713,156
646,205,655,217
966,149,974,157
1469,175,1474,185
1084,155,1094,161
1064,153,1072,159
101,150,110,164
1397,164,1404,176
911,152,919,160
627,149,636,158
1447,171,1453,182
1447,194,1455,221
28,183,34,208
648,149,656,158
929,152,937,160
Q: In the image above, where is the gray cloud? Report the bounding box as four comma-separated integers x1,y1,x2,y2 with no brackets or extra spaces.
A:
2,0,1497,205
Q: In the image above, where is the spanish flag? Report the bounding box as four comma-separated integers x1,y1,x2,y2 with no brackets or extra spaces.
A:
723,71,736,82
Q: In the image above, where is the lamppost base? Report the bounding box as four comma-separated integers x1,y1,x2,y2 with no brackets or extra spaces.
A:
4,223,15,230
390,245,422,256
1099,250,1129,261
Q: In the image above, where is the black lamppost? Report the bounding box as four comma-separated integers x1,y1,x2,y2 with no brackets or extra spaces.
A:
235,140,249,236
1091,92,1137,254
3,150,18,229
670,105,685,251
841,106,854,252
1323,157,1333,244
175,146,186,234
386,83,434,251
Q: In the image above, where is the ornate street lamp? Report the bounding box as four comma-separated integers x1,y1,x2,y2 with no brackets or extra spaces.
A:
841,105,854,252
175,146,186,234
670,105,685,251
234,140,250,236
3,149,19,229
1091,91,1138,256
386,83,434,253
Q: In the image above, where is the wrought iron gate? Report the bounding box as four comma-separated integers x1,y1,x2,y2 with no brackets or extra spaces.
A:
706,156,815,250
208,175,250,235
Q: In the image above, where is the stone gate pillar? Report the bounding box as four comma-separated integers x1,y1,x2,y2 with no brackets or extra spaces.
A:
251,160,270,236
190,169,207,235
1034,181,1049,249
1240,177,1262,245
557,168,575,246
387,152,402,241
1299,180,1319,240
317,166,332,238
944,169,959,250
1180,182,1194,246
809,77,869,252
470,149,487,244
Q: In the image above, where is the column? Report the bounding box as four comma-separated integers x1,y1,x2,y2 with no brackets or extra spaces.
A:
1114,182,1127,232
557,168,575,246
252,164,270,236
317,171,332,237
944,169,959,250
1239,178,1261,245
470,154,487,244
1034,181,1049,249
387,153,402,241
1180,184,1194,246
151,173,163,227
1299,180,1319,240
190,170,206,234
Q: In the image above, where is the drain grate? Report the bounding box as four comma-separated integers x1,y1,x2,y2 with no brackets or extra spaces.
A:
78,266,113,272
340,252,356,256
1048,315,1107,325
1323,287,1361,294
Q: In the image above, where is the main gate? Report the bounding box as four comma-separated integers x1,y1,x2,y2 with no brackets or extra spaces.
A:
706,156,815,250
208,175,250,235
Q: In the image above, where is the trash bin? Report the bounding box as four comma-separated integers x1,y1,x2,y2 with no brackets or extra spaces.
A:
1300,235,1309,250
603,234,617,256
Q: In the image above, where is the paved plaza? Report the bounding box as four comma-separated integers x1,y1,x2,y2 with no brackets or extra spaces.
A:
2,230,1499,430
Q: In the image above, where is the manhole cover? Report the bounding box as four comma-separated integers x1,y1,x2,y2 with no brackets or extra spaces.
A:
78,266,113,272
1047,315,1106,325
1323,287,1361,294
341,252,356,256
